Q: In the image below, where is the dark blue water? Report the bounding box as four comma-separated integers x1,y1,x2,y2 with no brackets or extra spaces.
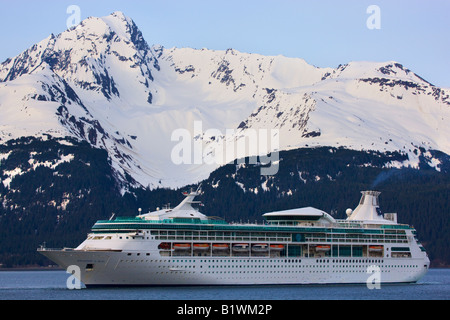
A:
0,268,448,300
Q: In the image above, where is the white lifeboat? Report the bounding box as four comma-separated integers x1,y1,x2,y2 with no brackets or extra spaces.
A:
232,244,249,252
252,244,269,252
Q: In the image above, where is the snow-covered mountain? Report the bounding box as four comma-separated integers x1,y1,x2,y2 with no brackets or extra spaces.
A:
0,11,449,190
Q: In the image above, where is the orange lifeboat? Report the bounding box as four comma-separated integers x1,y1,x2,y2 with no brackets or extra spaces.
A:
193,243,210,251
315,245,331,252
212,244,229,251
173,243,191,250
269,244,284,251
369,245,383,252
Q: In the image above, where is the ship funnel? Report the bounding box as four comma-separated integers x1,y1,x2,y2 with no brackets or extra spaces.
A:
359,191,381,207
347,191,393,224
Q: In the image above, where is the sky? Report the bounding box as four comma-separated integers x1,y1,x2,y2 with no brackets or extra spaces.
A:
0,0,449,87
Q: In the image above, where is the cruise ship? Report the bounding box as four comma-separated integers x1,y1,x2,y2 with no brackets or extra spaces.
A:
38,189,429,287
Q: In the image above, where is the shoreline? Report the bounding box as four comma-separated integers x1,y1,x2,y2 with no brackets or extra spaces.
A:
1,265,449,271
0,266,63,271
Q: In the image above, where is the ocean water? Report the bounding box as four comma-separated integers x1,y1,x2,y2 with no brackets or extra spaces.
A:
0,268,448,301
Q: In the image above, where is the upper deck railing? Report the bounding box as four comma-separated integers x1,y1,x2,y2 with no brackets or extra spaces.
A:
91,215,412,235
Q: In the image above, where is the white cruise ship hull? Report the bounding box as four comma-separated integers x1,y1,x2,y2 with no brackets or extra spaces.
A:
39,249,429,287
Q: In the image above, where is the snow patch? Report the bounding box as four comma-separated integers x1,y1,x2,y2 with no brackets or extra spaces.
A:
28,154,74,170
0,151,11,162
235,181,245,192
2,153,75,188
2,168,23,188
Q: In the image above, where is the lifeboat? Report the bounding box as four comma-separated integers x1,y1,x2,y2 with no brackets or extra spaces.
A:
212,244,229,251
269,244,284,251
369,245,383,252
315,245,331,252
252,244,269,252
158,242,171,250
232,244,250,252
193,243,210,251
173,243,191,250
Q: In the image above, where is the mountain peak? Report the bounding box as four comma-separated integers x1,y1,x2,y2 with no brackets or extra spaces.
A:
99,11,149,52
109,10,128,20
99,11,132,34
64,11,147,53
73,11,132,39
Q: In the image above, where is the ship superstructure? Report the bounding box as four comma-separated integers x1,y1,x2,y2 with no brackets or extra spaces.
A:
38,189,429,286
